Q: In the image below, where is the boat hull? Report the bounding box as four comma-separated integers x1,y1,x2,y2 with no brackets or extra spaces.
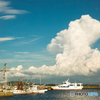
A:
52,88,82,90
51,86,83,90
33,89,48,94
14,92,33,95
14,91,47,95
11,89,48,95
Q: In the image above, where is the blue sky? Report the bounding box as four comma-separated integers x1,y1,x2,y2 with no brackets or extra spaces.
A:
0,0,100,84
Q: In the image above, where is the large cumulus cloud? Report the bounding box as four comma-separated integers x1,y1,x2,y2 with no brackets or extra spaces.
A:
47,14,100,76
7,15,100,80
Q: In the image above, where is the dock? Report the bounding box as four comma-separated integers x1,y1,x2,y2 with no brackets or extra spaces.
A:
37,85,100,89
0,92,13,97
83,85,100,88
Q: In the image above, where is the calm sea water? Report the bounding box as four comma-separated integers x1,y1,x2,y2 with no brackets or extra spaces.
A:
0,89,100,100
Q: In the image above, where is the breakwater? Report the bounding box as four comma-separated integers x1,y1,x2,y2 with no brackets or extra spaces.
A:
38,85,100,89
83,85,100,88
0,92,13,97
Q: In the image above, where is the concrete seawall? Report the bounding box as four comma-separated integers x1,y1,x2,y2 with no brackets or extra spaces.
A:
83,85,100,88
0,92,13,97
38,85,100,89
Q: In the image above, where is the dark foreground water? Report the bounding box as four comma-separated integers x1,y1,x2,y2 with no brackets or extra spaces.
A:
0,89,100,100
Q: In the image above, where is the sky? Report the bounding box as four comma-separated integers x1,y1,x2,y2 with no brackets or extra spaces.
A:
0,0,100,84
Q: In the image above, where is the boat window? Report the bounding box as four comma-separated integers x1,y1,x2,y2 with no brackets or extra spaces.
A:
59,86,70,88
70,84,74,86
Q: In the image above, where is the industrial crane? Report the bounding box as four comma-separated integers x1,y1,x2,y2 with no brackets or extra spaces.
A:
0,63,20,88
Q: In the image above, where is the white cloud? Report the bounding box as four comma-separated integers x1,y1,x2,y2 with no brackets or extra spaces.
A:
7,65,28,78
20,37,43,44
7,15,100,79
10,65,23,71
0,0,9,8
26,15,100,76
0,0,28,20
0,1,28,14
0,37,15,41
28,65,57,75
5,9,27,14
0,15,15,20
10,72,28,77
47,15,100,76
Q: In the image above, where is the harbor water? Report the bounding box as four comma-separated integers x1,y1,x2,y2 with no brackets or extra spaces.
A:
0,89,100,100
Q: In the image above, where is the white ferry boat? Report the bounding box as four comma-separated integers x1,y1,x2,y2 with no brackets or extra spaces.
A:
51,79,83,90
